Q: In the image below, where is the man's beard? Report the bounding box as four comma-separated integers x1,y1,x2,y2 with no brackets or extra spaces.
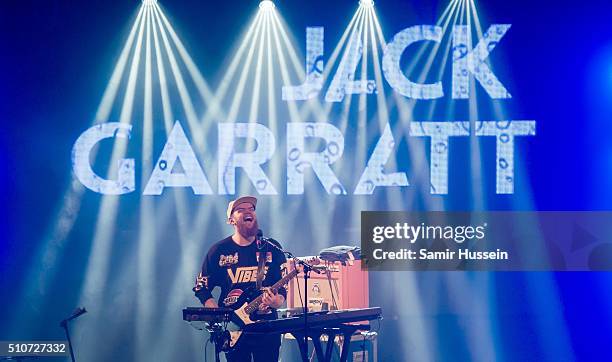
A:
237,218,259,239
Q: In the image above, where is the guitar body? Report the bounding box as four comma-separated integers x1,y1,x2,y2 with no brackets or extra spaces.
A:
228,286,265,327
218,267,300,352
222,287,266,351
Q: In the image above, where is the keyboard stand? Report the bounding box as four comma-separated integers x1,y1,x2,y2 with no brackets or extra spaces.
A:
291,324,370,362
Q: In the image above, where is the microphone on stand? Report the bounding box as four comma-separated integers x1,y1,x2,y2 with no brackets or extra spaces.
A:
256,229,264,249
60,307,87,362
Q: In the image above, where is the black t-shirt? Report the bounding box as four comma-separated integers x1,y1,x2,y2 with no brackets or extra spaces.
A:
193,236,287,316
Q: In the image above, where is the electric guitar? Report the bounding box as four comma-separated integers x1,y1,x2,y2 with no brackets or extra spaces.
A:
223,265,301,350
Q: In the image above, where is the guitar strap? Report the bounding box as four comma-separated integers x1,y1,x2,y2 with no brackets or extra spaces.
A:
255,242,266,290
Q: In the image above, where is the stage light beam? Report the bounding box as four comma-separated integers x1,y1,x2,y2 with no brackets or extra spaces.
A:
9,3,149,338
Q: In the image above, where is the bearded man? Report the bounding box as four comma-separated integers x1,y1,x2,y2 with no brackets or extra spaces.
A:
193,196,287,362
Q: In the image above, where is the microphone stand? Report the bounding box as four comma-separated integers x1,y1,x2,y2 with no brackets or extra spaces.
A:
258,236,318,362
59,307,87,362
284,252,316,362
299,257,312,362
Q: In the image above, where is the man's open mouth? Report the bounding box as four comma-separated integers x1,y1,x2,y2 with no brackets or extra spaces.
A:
244,215,254,222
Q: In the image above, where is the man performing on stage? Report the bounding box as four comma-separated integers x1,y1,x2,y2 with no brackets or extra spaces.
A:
193,196,287,362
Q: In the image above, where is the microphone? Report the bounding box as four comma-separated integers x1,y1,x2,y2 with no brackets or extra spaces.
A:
70,307,87,320
256,229,265,248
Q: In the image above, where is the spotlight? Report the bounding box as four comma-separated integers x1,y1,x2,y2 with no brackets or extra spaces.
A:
259,0,275,11
359,0,374,8
142,0,157,5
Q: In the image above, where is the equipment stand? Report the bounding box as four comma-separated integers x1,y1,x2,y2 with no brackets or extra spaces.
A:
302,265,311,362
59,307,86,362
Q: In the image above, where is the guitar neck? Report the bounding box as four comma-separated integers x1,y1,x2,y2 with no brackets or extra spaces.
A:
244,268,298,314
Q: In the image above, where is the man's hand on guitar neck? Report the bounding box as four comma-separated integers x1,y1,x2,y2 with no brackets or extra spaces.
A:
259,288,285,312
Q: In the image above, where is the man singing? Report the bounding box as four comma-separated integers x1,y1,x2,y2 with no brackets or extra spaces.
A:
193,196,287,362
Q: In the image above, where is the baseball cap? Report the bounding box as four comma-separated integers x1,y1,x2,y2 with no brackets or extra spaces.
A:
226,196,257,222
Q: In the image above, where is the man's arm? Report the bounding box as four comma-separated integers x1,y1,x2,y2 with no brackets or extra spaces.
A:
204,298,219,308
194,251,220,306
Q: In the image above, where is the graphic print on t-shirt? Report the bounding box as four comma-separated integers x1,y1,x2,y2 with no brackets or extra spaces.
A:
223,288,243,306
227,266,269,284
219,252,239,267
